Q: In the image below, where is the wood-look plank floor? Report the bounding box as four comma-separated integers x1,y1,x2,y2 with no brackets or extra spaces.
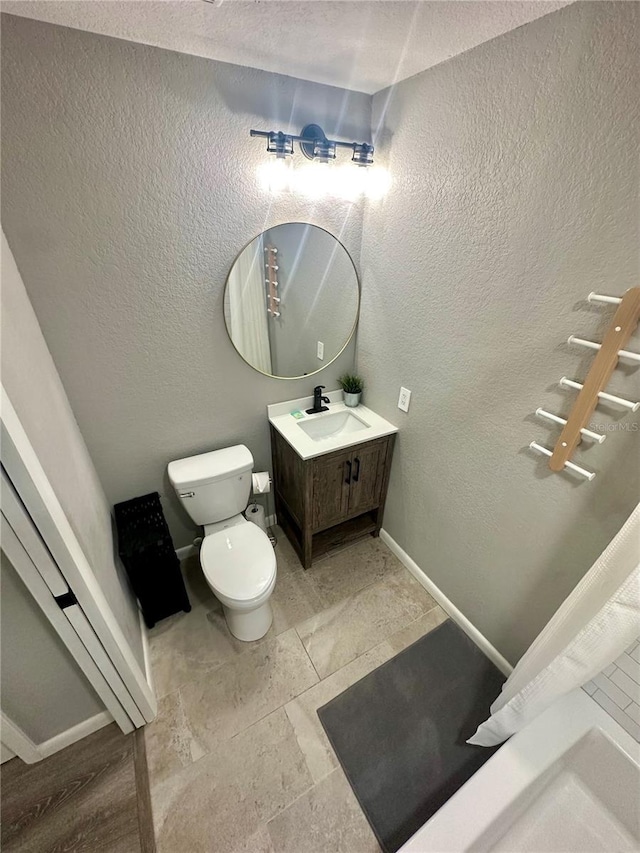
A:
1,723,155,853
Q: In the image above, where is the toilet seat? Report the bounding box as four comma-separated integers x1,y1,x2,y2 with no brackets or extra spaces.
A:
200,522,276,602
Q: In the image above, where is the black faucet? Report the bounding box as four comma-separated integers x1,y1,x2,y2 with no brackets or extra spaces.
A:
306,385,330,414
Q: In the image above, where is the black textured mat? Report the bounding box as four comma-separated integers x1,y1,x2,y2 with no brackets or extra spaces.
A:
317,619,505,852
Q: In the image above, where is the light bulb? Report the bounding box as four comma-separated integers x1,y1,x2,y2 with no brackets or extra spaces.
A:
334,165,368,201
331,165,391,201
364,167,391,200
257,159,291,193
292,163,331,199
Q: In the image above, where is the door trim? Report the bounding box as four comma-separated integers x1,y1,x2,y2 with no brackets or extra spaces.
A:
1,387,156,723
37,711,113,760
1,512,135,734
0,708,113,765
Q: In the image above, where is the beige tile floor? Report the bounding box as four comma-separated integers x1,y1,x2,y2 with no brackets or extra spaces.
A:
145,529,448,853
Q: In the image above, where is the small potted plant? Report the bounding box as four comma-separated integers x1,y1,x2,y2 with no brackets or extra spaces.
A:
338,373,364,408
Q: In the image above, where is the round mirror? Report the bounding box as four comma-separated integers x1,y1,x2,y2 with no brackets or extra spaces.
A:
223,223,359,378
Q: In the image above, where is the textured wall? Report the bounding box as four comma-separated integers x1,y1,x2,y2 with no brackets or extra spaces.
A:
359,2,640,662
1,14,369,547
1,233,145,670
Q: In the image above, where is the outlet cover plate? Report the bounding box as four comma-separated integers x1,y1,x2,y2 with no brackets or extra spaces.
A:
398,387,411,412
317,341,324,360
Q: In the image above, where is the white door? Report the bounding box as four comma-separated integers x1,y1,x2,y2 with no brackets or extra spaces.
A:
1,472,150,761
1,389,156,754
1,519,128,761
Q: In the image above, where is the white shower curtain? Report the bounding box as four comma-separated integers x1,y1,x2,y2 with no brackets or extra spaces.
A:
228,236,272,374
469,502,640,747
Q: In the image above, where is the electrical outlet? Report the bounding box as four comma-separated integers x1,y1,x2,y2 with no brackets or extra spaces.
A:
398,387,411,412
317,341,324,360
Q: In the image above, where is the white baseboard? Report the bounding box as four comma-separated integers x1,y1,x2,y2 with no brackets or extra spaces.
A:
139,607,155,698
0,712,41,764
176,544,196,561
1,742,16,764
380,529,513,676
175,514,278,562
38,710,113,759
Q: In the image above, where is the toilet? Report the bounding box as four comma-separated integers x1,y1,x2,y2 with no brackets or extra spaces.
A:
168,445,276,641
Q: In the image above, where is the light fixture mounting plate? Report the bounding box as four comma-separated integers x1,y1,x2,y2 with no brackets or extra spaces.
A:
299,124,327,161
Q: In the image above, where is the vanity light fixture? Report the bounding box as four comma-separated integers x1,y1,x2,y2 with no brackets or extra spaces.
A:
312,139,337,164
253,123,390,199
251,123,374,167
266,131,294,159
352,143,374,166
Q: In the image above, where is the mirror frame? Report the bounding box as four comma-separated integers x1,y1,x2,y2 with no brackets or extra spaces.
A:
223,221,361,380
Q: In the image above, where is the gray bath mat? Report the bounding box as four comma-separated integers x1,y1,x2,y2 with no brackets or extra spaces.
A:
317,619,505,852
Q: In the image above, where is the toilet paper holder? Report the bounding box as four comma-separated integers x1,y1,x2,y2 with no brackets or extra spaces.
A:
251,472,271,494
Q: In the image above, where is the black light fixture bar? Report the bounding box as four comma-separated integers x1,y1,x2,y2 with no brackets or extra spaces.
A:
250,124,374,166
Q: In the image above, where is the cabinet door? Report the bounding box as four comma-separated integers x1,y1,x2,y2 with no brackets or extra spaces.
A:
348,440,387,516
311,450,352,531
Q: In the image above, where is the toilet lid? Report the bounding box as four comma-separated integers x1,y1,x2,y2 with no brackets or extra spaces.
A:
200,523,276,601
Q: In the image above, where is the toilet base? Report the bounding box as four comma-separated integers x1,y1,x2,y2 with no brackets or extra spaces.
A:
223,600,273,642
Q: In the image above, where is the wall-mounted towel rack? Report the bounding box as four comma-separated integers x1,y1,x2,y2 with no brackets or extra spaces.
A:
559,377,640,412
531,287,640,480
535,408,605,443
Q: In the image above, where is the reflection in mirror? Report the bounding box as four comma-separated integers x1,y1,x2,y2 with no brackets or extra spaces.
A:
224,223,359,379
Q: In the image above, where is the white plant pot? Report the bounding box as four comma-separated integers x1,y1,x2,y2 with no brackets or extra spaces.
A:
344,392,361,407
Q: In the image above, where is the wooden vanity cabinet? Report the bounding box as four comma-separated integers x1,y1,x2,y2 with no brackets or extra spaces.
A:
270,425,395,569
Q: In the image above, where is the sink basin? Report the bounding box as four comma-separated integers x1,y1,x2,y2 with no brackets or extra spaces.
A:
297,410,370,441
267,392,397,460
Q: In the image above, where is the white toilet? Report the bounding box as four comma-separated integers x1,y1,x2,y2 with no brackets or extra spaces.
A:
168,445,276,641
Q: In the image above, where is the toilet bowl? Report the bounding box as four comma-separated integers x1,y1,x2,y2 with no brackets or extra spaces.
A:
167,444,277,642
201,515,276,641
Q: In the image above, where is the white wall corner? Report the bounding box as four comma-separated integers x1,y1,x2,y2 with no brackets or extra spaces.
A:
380,529,514,677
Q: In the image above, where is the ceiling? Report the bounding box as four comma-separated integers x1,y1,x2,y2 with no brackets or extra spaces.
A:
1,0,571,94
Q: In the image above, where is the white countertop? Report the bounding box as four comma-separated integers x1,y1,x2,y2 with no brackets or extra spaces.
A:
267,390,399,460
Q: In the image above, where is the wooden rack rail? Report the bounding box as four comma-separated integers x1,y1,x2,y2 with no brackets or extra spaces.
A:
531,287,640,480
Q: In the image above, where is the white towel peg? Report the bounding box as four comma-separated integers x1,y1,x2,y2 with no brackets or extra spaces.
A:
588,292,623,305
535,408,605,443
529,441,596,481
568,335,640,363
559,376,640,412
266,263,279,270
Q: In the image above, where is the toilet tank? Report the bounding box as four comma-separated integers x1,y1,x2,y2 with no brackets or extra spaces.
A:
168,445,253,526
